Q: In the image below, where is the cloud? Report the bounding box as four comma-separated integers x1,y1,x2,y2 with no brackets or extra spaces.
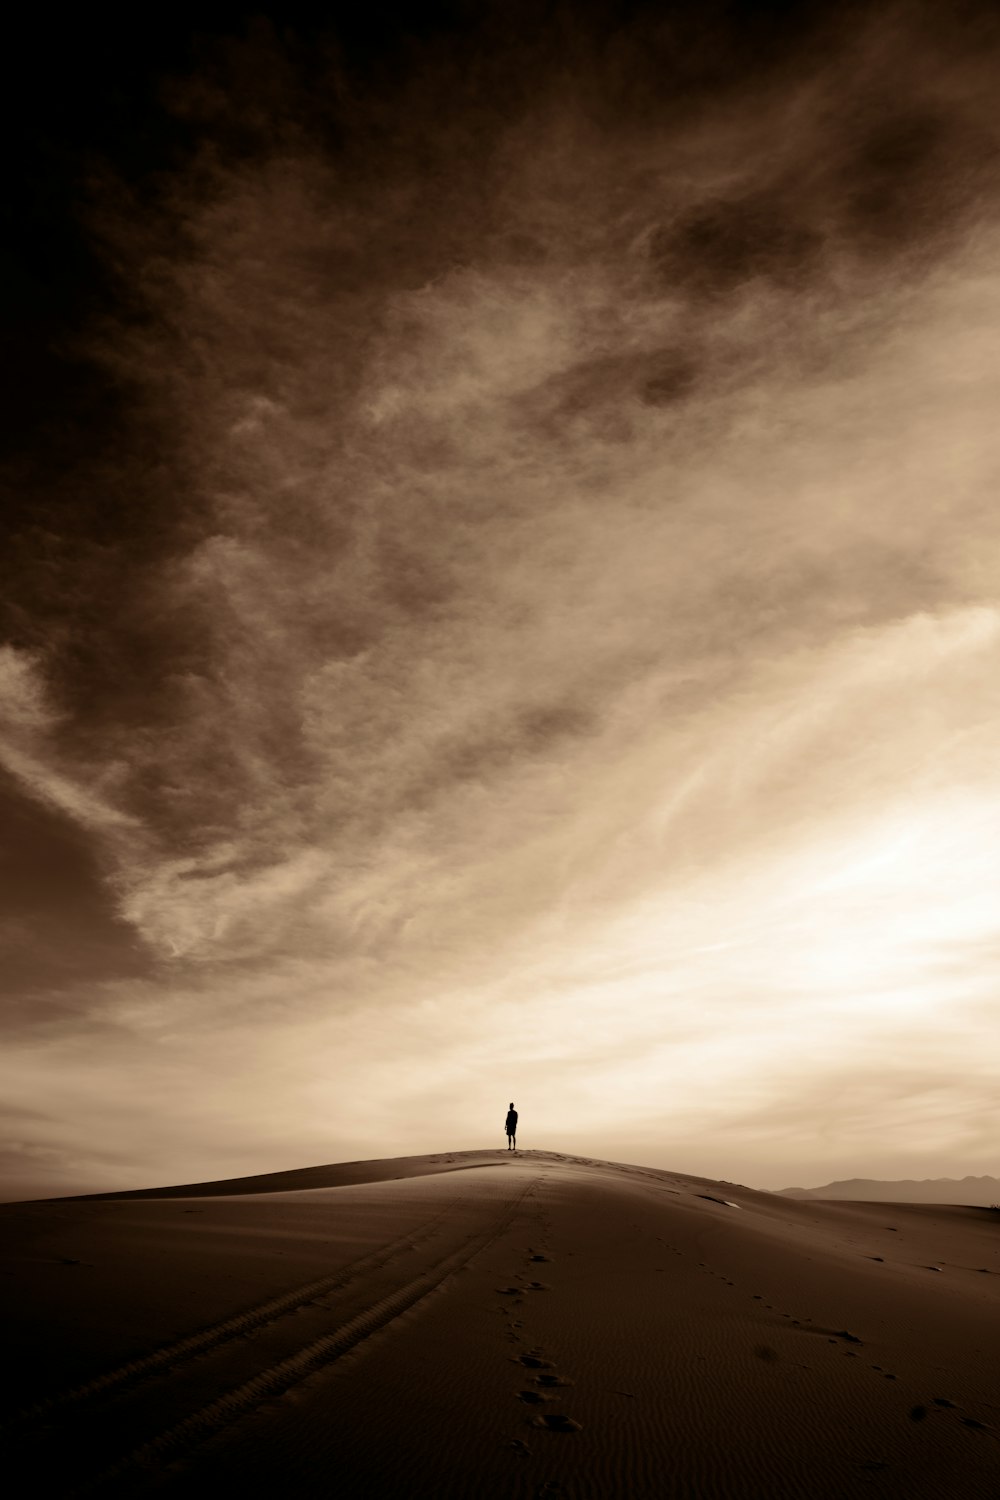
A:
0,645,137,840
4,1,1000,1193
0,645,58,730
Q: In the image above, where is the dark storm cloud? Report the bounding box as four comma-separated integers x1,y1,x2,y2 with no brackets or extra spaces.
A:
521,347,703,438
5,2,998,889
647,101,997,299
0,768,146,1007
650,194,824,300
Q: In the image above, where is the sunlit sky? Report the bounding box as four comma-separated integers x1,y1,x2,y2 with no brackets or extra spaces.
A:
3,1,1000,1199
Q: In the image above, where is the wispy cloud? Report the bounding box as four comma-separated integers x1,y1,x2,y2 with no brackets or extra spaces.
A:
4,2,1000,1195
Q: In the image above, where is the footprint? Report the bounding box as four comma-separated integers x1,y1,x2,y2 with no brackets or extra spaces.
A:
525,1281,550,1291
534,1413,582,1432
518,1390,550,1404
933,1398,960,1408
516,1355,553,1369
910,1406,928,1421
530,1254,552,1263
536,1374,574,1388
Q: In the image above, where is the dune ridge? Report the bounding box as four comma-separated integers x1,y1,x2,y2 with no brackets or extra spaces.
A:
3,1150,1000,1497
47,1148,518,1202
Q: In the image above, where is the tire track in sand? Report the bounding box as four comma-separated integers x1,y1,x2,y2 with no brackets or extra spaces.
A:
6,1201,458,1434
70,1179,536,1496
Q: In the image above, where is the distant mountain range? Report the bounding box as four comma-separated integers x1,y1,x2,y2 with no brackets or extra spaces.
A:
776,1176,1000,1205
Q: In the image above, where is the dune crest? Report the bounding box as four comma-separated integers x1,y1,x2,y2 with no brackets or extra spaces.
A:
53,1147,521,1202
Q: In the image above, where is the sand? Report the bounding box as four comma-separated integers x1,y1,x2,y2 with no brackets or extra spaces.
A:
3,1150,1000,1497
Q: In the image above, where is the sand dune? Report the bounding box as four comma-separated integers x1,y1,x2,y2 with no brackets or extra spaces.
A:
3,1151,1000,1497
58,1147,515,1201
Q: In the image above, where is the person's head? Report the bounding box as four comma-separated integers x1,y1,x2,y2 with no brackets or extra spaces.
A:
509,1102,514,1109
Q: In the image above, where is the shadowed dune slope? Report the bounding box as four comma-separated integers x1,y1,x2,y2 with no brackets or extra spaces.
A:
3,1151,1000,1498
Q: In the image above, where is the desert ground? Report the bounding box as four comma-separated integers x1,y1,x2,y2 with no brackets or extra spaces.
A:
3,1150,1000,1497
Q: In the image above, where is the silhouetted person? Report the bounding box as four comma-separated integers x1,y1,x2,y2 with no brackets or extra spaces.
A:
505,1102,518,1150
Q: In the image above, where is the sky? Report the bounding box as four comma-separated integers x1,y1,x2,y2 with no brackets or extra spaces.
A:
2,0,1000,1199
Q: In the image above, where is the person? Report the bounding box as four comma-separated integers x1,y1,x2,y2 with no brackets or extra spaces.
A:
505,1102,518,1150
